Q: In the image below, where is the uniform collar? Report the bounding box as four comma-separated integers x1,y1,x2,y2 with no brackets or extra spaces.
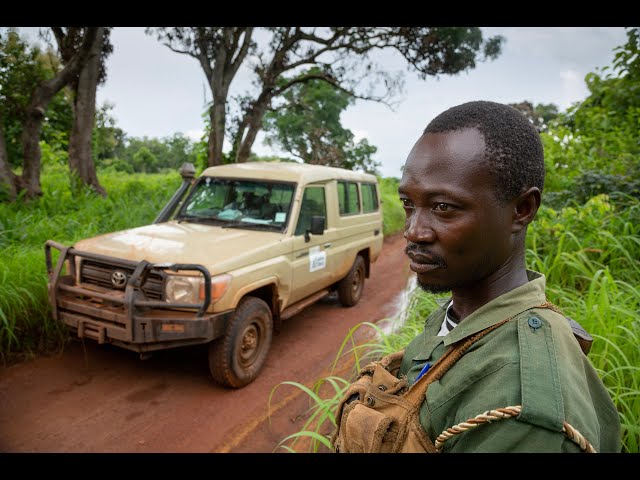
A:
443,270,547,346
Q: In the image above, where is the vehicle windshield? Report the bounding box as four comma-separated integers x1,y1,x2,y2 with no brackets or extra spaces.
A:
175,177,295,232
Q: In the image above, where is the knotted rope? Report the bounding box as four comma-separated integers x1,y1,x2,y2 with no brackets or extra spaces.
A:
434,405,596,453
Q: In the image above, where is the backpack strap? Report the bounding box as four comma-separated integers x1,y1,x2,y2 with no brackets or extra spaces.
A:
403,302,576,406
404,315,512,405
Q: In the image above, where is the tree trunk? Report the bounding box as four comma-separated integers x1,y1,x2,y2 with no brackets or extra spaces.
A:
207,109,216,167
21,111,45,199
235,94,272,163
229,115,248,162
207,98,226,167
209,96,226,165
68,27,106,196
18,27,100,201
195,27,253,167
0,125,19,201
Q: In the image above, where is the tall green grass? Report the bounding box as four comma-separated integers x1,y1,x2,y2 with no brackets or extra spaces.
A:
0,164,181,364
378,176,404,236
272,194,640,453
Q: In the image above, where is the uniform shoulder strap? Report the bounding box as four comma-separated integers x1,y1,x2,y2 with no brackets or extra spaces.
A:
536,302,593,355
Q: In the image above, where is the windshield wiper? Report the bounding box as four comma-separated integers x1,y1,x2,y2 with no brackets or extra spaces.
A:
223,222,280,231
176,215,224,225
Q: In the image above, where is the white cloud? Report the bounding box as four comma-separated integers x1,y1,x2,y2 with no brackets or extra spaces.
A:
559,69,585,110
351,128,369,143
185,129,204,142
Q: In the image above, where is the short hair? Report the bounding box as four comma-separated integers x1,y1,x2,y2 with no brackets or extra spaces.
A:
423,100,545,204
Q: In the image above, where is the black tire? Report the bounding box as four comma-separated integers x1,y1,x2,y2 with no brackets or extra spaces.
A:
337,255,366,307
208,296,273,388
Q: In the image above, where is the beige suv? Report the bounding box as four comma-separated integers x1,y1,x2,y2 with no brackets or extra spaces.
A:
45,161,384,388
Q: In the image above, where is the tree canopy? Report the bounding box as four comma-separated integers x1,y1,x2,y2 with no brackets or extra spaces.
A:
149,27,504,169
263,67,380,173
541,27,640,206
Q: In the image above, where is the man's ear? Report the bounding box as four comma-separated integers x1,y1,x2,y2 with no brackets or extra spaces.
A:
512,187,541,233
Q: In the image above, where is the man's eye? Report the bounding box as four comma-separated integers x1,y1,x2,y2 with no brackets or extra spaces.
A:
400,198,413,208
433,203,452,212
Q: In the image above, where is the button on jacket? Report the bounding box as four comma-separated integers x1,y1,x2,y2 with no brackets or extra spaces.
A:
398,271,622,453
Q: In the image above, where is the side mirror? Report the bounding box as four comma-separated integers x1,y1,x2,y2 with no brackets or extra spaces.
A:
304,215,325,242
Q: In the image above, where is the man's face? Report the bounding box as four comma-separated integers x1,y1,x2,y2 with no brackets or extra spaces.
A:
398,128,516,294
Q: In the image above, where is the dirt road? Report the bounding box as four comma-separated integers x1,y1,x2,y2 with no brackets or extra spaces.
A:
0,233,411,453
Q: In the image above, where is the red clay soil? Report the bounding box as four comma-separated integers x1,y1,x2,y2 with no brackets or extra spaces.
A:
0,233,412,453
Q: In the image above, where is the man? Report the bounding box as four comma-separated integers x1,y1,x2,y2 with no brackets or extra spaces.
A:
334,100,621,453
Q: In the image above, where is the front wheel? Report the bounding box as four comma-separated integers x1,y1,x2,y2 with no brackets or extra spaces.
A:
208,296,273,388
337,255,366,307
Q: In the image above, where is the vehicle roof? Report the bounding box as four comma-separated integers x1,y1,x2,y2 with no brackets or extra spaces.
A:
200,161,378,184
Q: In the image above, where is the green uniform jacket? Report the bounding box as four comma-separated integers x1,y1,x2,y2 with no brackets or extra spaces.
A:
398,271,622,453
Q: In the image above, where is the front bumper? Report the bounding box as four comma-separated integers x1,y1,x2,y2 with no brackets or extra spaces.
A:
45,240,230,353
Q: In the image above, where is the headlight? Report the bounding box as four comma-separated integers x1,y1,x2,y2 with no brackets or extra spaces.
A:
165,274,232,305
165,275,200,304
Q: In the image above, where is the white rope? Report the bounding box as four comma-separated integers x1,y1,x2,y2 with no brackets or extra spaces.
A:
434,405,597,453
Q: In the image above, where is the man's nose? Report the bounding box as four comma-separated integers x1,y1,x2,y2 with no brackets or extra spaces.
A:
404,208,436,243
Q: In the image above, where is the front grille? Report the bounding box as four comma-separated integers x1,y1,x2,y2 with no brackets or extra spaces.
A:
80,259,165,300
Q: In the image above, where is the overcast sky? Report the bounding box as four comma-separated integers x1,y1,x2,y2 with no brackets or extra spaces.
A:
18,27,629,179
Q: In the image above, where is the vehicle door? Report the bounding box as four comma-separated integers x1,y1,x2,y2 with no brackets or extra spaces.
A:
290,184,333,303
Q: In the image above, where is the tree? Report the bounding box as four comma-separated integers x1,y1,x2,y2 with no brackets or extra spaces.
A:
114,134,198,173
263,67,380,173
0,28,74,200
53,27,113,196
132,146,158,173
164,133,198,170
151,27,502,167
0,28,45,200
1,27,100,200
344,138,379,174
541,27,640,199
509,101,559,132
147,27,255,167
93,101,126,164
231,27,503,163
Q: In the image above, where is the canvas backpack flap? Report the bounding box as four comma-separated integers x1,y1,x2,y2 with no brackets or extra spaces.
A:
335,362,433,453
566,316,593,355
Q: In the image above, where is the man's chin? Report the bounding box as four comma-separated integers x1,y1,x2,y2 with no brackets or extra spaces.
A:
416,279,451,294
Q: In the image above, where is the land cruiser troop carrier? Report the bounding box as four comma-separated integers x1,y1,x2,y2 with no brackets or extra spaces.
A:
45,161,384,388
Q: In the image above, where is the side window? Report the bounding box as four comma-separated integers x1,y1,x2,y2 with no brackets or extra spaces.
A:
338,181,360,216
295,186,326,236
361,183,379,213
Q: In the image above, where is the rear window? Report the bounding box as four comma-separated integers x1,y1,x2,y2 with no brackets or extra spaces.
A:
361,183,379,213
338,181,360,216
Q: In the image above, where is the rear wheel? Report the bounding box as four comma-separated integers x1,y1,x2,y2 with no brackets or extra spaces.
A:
208,296,273,388
337,255,366,307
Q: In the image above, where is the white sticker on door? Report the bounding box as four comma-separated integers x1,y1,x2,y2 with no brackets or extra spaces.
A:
309,246,326,272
